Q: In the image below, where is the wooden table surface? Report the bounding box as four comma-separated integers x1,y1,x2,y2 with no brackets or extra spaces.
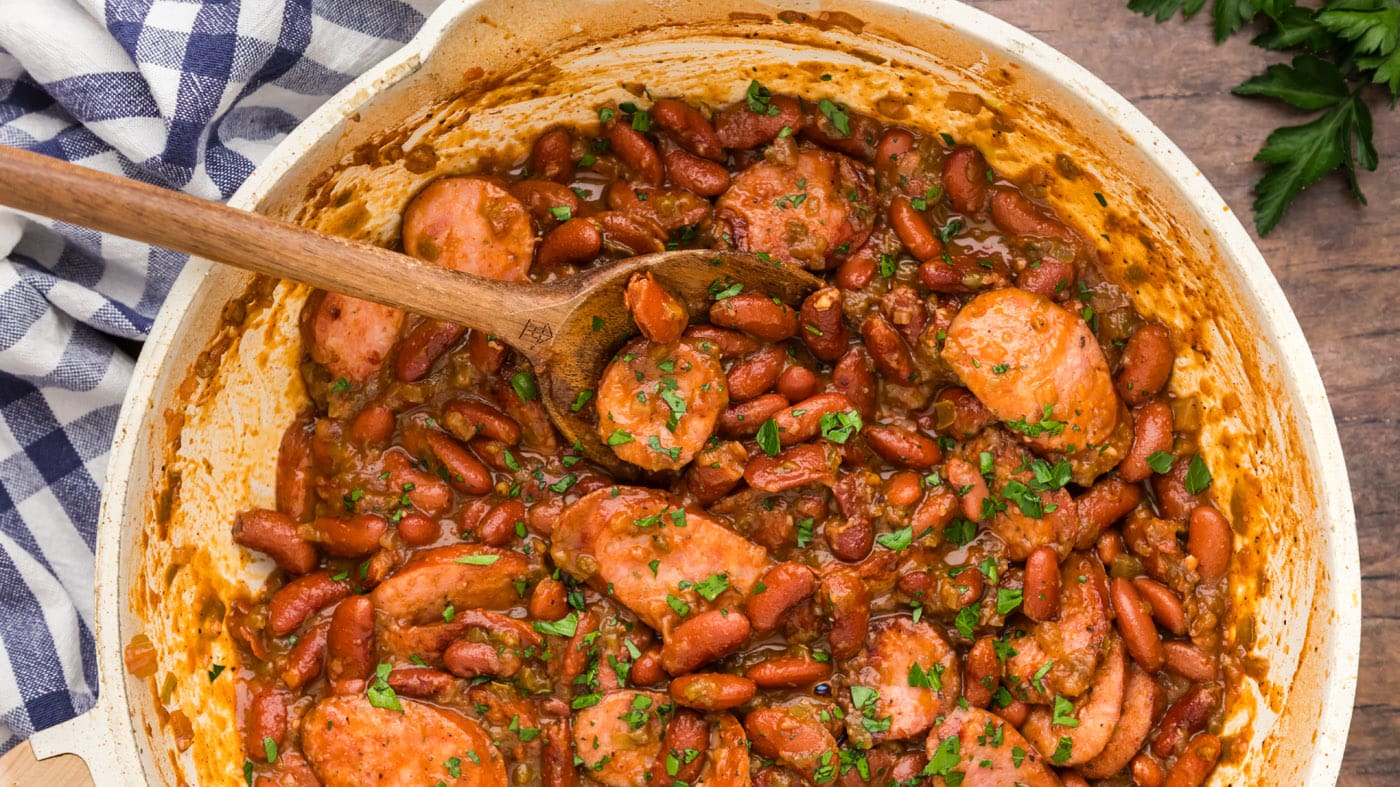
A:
2,1,1394,784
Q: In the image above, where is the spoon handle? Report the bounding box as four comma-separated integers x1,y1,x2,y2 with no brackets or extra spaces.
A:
0,144,565,343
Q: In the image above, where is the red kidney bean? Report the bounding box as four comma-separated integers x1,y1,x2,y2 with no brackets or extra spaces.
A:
326,596,374,694
661,609,752,674
395,319,467,383
943,146,990,214
1111,577,1165,672
393,511,439,547
467,329,508,375
889,195,942,261
685,325,762,358
826,513,874,563
1164,732,1221,787
1096,532,1124,566
1016,259,1076,299
931,387,996,439
1152,457,1205,520
875,127,915,162
864,425,941,469
1133,755,1166,787
835,247,877,290
747,562,817,633
1152,684,1219,758
670,673,757,710
821,568,871,660
710,293,798,341
603,119,663,186
1023,546,1062,622
1188,505,1232,582
992,697,1030,727
727,345,787,402
719,393,790,438
745,443,837,492
798,286,849,361
1163,642,1218,682
537,217,603,268
945,457,991,521
477,499,527,547
444,640,516,679
1061,773,1091,787
1075,477,1143,548
386,667,455,699
771,392,855,446
423,431,492,495
232,509,318,575
541,718,579,787
885,471,924,508
349,404,395,447
713,94,803,149
963,637,1002,708
598,211,665,256
1118,323,1174,406
860,314,917,383
630,648,667,687
624,271,689,343
244,685,286,762
510,178,582,224
280,621,328,690
661,142,730,196
989,186,1075,243
275,414,316,522
653,710,710,785
267,571,352,637
776,365,820,403
312,513,387,558
1120,402,1174,482
529,578,570,622
443,398,522,447
746,656,832,688
1132,577,1187,636
831,347,877,421
529,127,576,183
652,98,724,160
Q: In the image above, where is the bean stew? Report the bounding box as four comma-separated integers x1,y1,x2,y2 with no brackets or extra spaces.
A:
227,84,1233,787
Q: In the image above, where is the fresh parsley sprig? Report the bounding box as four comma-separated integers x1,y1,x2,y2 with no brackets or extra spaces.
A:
1128,0,1397,235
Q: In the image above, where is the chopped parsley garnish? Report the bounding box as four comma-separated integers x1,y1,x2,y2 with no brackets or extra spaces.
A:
533,612,579,637
709,279,744,300
606,429,634,446
666,593,691,617
548,205,572,221
510,370,538,401
207,663,225,683
745,80,781,116
570,389,594,412
819,409,863,444
1005,404,1066,438
367,663,403,712
996,587,1024,615
1185,453,1213,494
693,573,730,601
1052,695,1081,728
756,418,782,456
817,99,852,136
876,526,914,551
454,554,501,566
1146,450,1174,474
908,661,945,691
954,605,979,638
878,253,897,278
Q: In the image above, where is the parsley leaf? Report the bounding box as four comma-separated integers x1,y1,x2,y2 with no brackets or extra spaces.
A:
1185,453,1213,494
756,418,782,456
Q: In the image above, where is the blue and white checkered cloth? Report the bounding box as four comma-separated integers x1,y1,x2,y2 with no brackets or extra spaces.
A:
0,0,444,752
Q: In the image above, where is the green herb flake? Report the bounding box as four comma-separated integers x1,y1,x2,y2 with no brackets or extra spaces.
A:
1185,453,1213,494
454,554,501,566
1146,450,1174,474
510,370,539,401
533,612,579,637
756,418,782,456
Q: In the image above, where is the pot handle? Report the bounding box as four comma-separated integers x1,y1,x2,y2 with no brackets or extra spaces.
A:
29,702,136,787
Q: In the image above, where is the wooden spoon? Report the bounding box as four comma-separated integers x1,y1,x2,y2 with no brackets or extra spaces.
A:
0,144,823,477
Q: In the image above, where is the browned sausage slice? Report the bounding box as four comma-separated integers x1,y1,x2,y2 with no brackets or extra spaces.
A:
1080,662,1164,778
925,706,1063,787
301,290,404,384
716,149,874,270
1020,635,1126,766
401,176,537,282
572,690,668,787
369,545,529,625
551,486,771,637
695,713,751,786
595,337,728,471
842,616,960,745
301,694,507,786
1005,552,1111,703
942,288,1131,484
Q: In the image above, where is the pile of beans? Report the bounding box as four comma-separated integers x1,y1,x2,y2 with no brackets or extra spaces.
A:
225,84,1232,787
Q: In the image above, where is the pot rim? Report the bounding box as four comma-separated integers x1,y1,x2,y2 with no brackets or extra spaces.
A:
41,1,1358,784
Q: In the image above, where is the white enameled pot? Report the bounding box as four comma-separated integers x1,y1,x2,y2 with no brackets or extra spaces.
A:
28,1,1359,784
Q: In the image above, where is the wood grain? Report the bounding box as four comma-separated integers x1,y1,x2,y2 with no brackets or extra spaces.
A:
4,2,1395,784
